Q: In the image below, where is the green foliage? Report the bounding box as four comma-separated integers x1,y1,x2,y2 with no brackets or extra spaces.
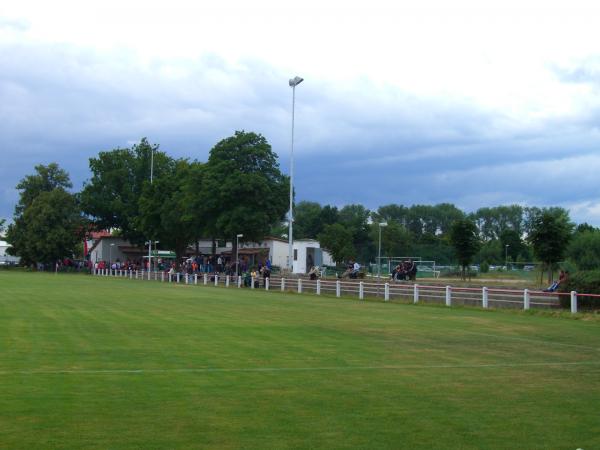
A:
202,131,288,248
138,160,204,260
527,208,574,282
6,164,83,265
369,221,412,257
449,219,481,280
80,138,173,245
559,270,600,309
480,261,490,273
293,201,329,239
318,223,355,263
567,230,600,270
0,218,5,234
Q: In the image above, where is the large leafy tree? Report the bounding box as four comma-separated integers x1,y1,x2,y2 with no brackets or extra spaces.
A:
80,138,173,245
449,219,481,280
338,204,372,262
567,230,600,270
294,201,325,239
527,208,574,282
201,131,288,258
138,160,205,261
318,223,355,264
6,164,83,265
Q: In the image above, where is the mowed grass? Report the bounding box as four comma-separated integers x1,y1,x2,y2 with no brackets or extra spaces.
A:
1,272,599,449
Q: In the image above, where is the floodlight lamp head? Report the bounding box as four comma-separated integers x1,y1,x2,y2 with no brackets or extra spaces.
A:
379,222,388,227
289,76,304,87
237,234,244,238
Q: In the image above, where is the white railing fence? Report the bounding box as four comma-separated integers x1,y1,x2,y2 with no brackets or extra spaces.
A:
91,269,594,314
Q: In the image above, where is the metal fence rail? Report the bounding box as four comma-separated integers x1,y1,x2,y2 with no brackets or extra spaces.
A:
92,269,596,314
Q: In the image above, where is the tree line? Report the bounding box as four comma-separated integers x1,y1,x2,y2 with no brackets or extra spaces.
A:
5,132,600,279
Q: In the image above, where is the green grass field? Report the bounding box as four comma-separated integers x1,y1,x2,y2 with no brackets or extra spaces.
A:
1,271,599,449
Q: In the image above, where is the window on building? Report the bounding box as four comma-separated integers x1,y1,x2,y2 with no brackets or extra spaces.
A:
294,249,298,261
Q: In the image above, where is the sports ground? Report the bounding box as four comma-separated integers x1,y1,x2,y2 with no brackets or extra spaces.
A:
1,271,599,449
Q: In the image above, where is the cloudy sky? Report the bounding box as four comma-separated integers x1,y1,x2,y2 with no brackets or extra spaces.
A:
2,0,600,224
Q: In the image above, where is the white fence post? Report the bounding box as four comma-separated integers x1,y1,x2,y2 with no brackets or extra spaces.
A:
281,278,286,291
185,274,189,284
316,279,321,295
148,270,151,281
265,277,270,291
413,284,419,304
251,277,255,289
161,272,164,283
237,275,242,288
336,280,341,298
204,274,208,285
445,286,452,306
571,291,578,314
194,274,198,285
523,289,530,310
176,273,180,283
482,286,488,308
297,279,302,294
226,275,230,287
129,270,133,279
214,274,218,287
135,270,139,279
384,283,389,301
359,282,364,300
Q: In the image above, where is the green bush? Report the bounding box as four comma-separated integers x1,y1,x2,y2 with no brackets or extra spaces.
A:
558,270,600,309
480,261,489,273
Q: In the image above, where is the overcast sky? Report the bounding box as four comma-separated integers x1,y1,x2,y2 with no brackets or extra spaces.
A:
2,0,600,224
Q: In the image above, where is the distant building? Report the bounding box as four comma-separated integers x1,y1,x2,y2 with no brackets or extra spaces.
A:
0,240,20,265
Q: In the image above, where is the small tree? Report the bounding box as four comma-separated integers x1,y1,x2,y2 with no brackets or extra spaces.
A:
450,219,481,280
527,209,574,283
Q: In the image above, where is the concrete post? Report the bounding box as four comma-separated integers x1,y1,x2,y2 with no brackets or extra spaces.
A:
204,274,208,285
185,274,189,284
336,280,341,298
384,283,389,301
214,274,218,287
445,285,452,306
482,286,489,308
194,274,198,285
161,272,164,283
359,282,364,300
237,275,242,288
265,277,270,291
523,289,530,310
413,284,419,304
281,278,286,291
316,279,321,295
571,291,578,314
176,273,180,283
251,277,255,289
226,275,230,287
298,279,302,293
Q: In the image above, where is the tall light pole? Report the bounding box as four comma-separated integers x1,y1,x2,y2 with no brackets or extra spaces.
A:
505,244,509,270
148,145,155,271
288,75,303,274
236,234,243,277
377,222,388,279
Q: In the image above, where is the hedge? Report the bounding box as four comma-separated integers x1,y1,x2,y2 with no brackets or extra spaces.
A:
558,270,600,310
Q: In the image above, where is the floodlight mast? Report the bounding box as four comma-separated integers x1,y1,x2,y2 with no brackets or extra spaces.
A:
377,222,388,279
288,76,303,274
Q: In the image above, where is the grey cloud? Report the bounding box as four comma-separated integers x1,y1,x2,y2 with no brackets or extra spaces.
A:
2,40,600,225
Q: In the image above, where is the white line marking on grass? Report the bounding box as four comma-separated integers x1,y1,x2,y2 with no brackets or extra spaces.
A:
2,361,600,376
